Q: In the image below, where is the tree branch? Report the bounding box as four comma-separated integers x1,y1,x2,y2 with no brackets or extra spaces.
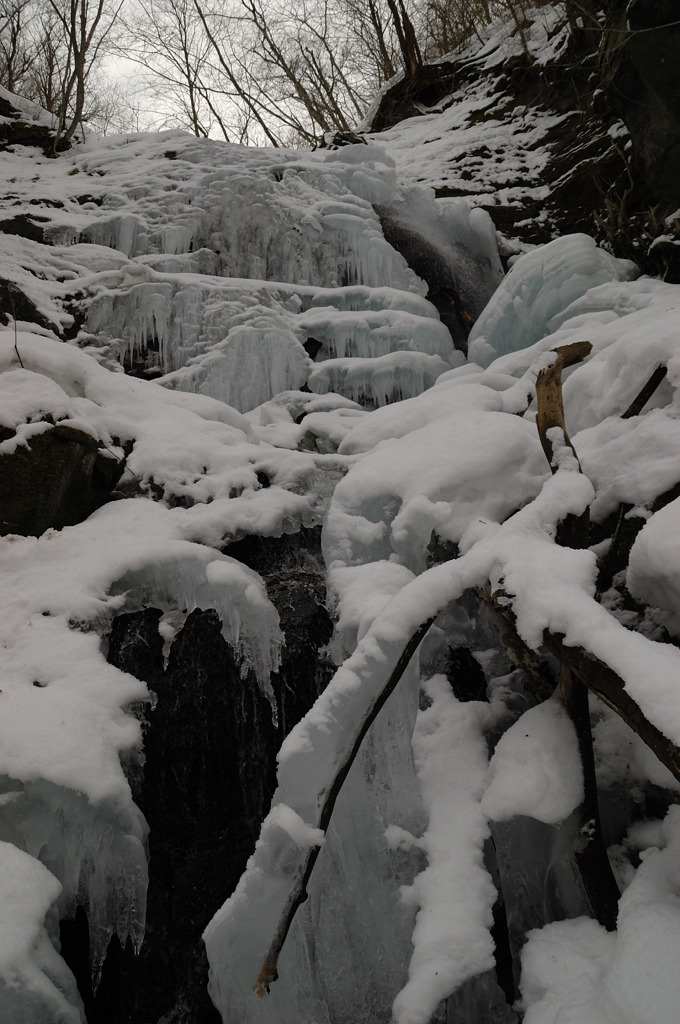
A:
535,340,592,469
622,364,667,419
534,336,620,928
254,615,434,997
543,632,680,783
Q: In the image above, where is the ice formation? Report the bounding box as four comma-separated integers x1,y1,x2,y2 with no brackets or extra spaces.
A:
2,31,680,1024
467,233,637,367
520,807,680,1024
0,841,84,1024
203,271,680,1024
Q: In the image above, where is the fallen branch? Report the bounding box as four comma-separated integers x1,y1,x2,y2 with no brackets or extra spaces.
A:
595,501,642,593
535,337,620,928
481,582,680,784
622,364,667,419
252,341,677,992
536,341,592,548
542,632,680,784
472,586,556,702
535,340,592,470
254,616,435,997
559,662,619,930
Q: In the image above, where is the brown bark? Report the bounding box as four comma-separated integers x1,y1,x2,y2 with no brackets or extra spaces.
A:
544,632,680,784
535,340,592,469
559,663,620,930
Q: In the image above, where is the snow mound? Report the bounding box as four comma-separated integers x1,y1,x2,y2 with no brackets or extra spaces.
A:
468,234,636,367
521,808,680,1024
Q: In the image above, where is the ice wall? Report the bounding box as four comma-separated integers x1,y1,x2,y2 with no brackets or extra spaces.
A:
297,305,454,361
204,653,427,1024
70,135,502,412
0,841,84,1024
309,351,455,408
376,190,505,350
0,781,148,986
76,136,422,291
0,335,291,1019
467,233,636,367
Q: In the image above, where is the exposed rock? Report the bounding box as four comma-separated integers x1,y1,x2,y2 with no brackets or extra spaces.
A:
375,205,472,350
0,214,48,242
0,90,66,154
367,61,458,133
0,423,123,536
366,19,680,279
604,0,680,208
63,529,334,1023
0,278,54,332
317,128,368,148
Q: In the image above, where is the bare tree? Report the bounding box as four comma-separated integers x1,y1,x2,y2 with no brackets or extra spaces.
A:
82,70,144,133
421,0,493,58
118,0,401,144
0,0,126,144
46,0,125,144
114,0,550,146
118,0,233,138
0,0,39,94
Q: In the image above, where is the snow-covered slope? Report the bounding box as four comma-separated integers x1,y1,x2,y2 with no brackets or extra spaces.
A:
1,9,680,1022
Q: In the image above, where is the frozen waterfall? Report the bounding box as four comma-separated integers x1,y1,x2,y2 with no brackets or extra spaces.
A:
2,81,680,1024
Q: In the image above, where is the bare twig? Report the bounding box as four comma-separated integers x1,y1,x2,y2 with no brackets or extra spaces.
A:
96,440,143,484
8,290,25,369
622,365,667,419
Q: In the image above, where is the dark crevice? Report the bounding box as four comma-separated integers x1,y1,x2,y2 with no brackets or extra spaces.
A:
57,530,334,1024
374,204,473,353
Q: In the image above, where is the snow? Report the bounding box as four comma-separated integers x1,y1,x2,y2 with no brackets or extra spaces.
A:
325,407,547,572
520,807,680,1024
1,15,680,1022
627,499,680,636
0,496,282,797
391,676,496,1024
308,349,455,406
482,696,584,825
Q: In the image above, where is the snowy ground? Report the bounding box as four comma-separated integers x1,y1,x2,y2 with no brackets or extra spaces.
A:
1,7,680,1022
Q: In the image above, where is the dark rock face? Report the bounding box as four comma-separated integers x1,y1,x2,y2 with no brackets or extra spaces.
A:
0,213,48,242
364,14,680,279
0,423,123,536
91,607,272,1024
367,61,458,133
605,0,680,207
375,204,500,352
0,92,66,154
0,278,54,331
64,528,334,1024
